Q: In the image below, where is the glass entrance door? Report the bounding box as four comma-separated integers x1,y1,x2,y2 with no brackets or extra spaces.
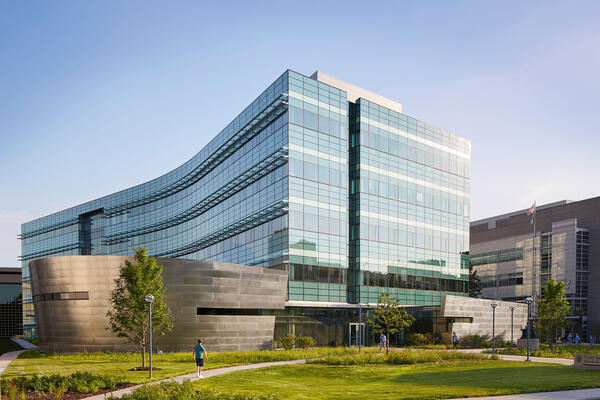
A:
348,323,365,347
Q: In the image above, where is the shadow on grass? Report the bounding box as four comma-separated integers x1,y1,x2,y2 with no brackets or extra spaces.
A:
378,364,600,393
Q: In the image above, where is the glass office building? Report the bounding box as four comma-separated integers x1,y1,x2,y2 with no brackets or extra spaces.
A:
21,70,470,341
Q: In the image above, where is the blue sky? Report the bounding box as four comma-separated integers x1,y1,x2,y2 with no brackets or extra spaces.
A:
1,1,599,266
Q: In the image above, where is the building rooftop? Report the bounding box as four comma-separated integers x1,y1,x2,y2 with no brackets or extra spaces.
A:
311,71,403,114
471,200,576,227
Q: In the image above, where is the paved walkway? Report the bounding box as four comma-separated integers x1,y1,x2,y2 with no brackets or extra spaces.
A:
83,359,306,399
11,337,38,350
451,388,600,399
496,354,573,365
455,348,573,365
0,350,25,376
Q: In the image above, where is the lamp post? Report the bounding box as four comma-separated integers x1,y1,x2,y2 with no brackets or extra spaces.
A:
525,296,533,362
145,294,155,378
491,302,497,355
509,306,515,346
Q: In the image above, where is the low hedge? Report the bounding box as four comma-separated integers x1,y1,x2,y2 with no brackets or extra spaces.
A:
313,349,495,365
0,371,122,394
120,380,279,400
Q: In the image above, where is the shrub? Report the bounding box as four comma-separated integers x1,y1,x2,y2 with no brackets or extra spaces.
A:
120,380,279,400
314,349,492,366
440,332,452,345
459,334,490,348
278,335,296,350
0,371,122,394
295,336,315,349
405,333,428,346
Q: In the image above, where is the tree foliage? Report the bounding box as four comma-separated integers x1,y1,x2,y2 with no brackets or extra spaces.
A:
367,293,415,354
536,279,570,344
468,266,483,298
106,247,173,367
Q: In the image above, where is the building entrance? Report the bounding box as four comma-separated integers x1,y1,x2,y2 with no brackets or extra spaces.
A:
348,322,365,347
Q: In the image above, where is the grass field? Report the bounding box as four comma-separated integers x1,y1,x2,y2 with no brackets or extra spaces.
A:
2,348,361,384
196,361,600,400
0,338,23,355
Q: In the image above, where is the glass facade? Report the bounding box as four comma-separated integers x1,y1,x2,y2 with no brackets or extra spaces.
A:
0,282,22,337
20,70,470,340
349,98,470,306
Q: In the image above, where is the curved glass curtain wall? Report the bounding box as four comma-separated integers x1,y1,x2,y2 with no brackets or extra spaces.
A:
20,71,296,337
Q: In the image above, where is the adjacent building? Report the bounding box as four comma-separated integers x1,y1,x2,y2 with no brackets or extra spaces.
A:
21,70,471,345
0,267,22,337
470,197,599,337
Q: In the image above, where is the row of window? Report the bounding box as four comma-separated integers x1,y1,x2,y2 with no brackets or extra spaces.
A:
480,272,524,288
361,271,467,293
33,291,89,302
470,247,524,266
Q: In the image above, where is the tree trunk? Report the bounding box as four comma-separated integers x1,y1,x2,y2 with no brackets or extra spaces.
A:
386,330,390,355
141,345,146,368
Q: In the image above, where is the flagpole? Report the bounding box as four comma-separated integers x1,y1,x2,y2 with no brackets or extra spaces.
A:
532,210,536,314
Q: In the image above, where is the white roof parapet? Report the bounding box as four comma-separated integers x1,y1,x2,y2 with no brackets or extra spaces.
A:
310,71,403,114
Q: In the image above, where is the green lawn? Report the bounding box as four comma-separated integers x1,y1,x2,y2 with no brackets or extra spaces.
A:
2,348,361,384
196,361,600,400
0,338,23,355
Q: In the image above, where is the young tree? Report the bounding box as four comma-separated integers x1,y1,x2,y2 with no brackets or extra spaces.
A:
367,293,415,354
106,247,173,368
469,266,483,298
536,279,570,347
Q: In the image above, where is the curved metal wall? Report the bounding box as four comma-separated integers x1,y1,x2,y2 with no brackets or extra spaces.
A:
29,256,287,353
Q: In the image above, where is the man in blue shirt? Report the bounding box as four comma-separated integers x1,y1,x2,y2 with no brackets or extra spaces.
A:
193,339,208,377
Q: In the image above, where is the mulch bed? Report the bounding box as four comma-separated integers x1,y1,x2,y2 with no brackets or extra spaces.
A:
128,366,160,371
1,383,134,399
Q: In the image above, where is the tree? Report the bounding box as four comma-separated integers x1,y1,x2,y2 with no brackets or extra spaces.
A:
536,279,570,347
107,247,173,368
468,266,483,298
367,293,415,354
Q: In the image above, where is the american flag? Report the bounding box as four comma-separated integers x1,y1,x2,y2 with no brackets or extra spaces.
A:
526,202,536,216
526,201,536,224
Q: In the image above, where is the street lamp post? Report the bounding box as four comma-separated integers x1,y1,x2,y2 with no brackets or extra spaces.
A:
525,296,533,362
145,294,155,378
491,302,497,355
509,306,515,346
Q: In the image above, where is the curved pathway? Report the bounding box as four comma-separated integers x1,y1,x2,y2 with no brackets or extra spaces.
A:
0,350,25,376
83,359,306,399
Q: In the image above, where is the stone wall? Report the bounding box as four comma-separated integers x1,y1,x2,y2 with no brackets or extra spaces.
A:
441,295,528,341
29,256,287,353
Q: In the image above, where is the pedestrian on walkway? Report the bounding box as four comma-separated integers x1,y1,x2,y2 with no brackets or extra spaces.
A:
193,339,208,377
452,332,459,349
575,334,580,344
568,333,573,344
379,333,387,353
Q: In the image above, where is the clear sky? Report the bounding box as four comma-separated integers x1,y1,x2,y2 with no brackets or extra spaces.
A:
1,1,599,266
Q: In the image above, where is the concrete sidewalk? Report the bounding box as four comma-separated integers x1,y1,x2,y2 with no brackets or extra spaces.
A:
451,387,600,399
456,348,573,365
10,337,37,350
83,359,306,399
497,354,573,365
0,350,25,376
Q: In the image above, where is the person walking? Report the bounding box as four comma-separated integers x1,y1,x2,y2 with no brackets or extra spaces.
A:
452,332,459,349
575,333,580,344
568,333,573,344
193,339,208,377
379,333,387,353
